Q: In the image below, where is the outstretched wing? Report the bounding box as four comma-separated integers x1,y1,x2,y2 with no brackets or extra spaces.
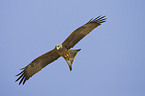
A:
15,49,60,85
62,16,106,49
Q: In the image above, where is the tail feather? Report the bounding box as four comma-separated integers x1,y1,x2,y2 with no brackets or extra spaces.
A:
65,49,81,71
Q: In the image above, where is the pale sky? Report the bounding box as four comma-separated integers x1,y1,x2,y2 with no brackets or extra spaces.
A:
0,0,145,96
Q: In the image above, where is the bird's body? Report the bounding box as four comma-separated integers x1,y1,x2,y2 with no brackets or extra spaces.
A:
55,44,81,70
55,44,70,60
16,16,106,85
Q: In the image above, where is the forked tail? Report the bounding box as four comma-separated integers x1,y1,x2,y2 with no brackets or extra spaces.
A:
65,49,81,71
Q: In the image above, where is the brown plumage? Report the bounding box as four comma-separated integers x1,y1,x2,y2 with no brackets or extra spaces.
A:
62,15,106,49
15,49,60,85
16,15,106,85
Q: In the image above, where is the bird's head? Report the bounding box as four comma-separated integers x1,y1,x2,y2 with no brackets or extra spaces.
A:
55,44,63,50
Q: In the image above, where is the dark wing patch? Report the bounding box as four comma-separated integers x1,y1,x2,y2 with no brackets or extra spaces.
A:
15,49,60,85
62,16,106,49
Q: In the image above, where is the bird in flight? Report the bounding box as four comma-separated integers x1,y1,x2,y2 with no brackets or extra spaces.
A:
15,15,106,85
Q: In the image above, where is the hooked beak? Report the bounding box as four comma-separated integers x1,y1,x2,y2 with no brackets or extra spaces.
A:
57,47,59,50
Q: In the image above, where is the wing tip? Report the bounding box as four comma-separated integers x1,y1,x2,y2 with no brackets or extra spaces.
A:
87,15,107,24
15,67,28,85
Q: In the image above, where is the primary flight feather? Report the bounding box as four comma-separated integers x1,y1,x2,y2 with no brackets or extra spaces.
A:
16,15,106,85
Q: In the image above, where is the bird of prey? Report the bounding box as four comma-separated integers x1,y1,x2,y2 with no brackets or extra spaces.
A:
15,15,106,85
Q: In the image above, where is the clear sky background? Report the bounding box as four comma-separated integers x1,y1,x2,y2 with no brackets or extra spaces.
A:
0,0,145,96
